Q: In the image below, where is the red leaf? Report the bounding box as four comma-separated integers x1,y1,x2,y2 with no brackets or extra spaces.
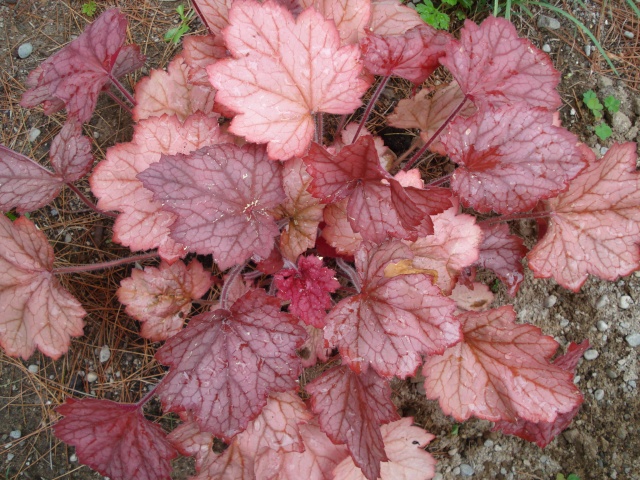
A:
369,0,423,37
422,306,583,423
139,143,285,270
407,207,482,294
194,441,254,480
275,158,325,262
117,259,212,341
442,104,585,214
528,143,640,291
0,216,85,359
167,415,214,471
322,199,363,256
275,255,340,328
208,0,369,160
90,113,229,262
155,289,306,440
325,241,460,378
333,417,436,480
20,9,144,122
307,365,400,480
133,55,216,122
298,0,370,45
300,325,332,368
0,123,93,213
440,16,560,110
476,223,527,296
53,398,177,480
493,340,589,447
361,25,450,84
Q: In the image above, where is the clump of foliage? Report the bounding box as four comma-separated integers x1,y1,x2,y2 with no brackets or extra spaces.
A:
583,89,620,141
1,1,638,479
416,0,473,30
81,0,98,17
164,4,195,44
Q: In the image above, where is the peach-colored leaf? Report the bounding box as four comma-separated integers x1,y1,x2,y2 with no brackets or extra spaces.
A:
300,325,332,368
298,0,371,45
54,398,177,480
194,441,254,480
208,0,369,160
20,9,144,122
369,0,423,36
117,260,212,341
440,16,560,110
322,199,363,255
423,306,583,423
90,113,228,262
192,0,234,36
449,282,494,312
0,216,85,359
333,417,436,480
528,143,640,291
167,415,214,471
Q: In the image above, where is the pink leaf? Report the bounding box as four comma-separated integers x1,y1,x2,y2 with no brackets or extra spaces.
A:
361,25,450,84
90,114,229,262
194,441,255,480
422,306,583,423
300,325,332,368
442,104,585,214
139,143,285,270
449,282,494,312
275,255,340,328
325,241,460,378
192,0,234,36
155,289,306,440
298,0,370,45
0,216,85,359
440,16,560,110
275,158,325,262
368,0,423,36
53,398,177,480
476,223,527,296
493,340,589,447
333,417,436,480
117,259,212,341
133,55,216,122
208,0,369,160
0,123,93,213
20,9,144,122
307,365,399,480
322,199,364,256
528,143,640,291
407,207,482,295
167,415,214,471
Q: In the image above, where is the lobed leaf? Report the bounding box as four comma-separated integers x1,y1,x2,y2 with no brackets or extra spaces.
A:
476,223,527,296
208,0,369,160
20,9,144,122
0,216,85,359
139,143,285,270
298,0,371,45
528,143,640,291
53,398,177,480
155,289,306,440
322,199,364,255
368,0,423,36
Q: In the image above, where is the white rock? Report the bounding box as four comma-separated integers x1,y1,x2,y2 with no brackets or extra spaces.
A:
538,15,561,29
86,372,98,383
542,44,551,53
600,146,609,155
9,430,21,440
619,295,633,309
27,364,38,374
624,31,635,39
544,295,557,308
570,108,576,116
17,42,33,59
70,453,77,462
99,345,111,363
6,453,14,462
595,295,609,309
594,389,605,401
460,464,475,476
597,321,609,332
625,333,640,347
585,45,592,56
584,349,599,360
28,127,40,143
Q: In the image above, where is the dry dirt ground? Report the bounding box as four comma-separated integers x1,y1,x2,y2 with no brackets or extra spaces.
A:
0,1,639,479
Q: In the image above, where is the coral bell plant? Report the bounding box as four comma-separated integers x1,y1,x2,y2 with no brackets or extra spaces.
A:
0,0,638,479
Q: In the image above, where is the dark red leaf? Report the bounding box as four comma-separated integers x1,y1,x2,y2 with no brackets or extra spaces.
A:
20,9,144,122
53,398,177,480
307,365,399,480
476,223,527,296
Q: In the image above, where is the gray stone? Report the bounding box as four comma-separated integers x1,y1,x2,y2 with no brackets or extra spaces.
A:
542,44,551,53
597,320,609,332
17,42,32,59
9,430,21,440
27,364,38,374
99,345,111,363
6,453,14,462
544,295,557,308
563,428,580,443
597,75,614,89
28,127,40,143
433,474,444,480
595,295,609,309
537,15,561,30
594,389,605,401
460,464,475,476
611,112,632,135
623,30,635,39
585,45,592,57
584,349,599,360
619,295,633,309
625,333,640,347
86,372,98,383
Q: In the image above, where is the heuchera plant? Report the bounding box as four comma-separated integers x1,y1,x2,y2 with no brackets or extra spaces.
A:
1,1,639,479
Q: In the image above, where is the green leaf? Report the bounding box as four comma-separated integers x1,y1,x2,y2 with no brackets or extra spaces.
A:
417,1,451,30
604,95,620,114
595,122,612,141
567,474,581,480
556,475,567,480
81,0,97,17
583,90,603,118
442,0,458,5
4,212,17,221
451,424,460,435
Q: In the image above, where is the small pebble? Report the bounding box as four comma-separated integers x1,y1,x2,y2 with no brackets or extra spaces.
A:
606,369,618,379
64,233,72,243
453,467,461,475
624,30,635,39
625,333,640,347
460,464,474,476
619,295,633,309
86,372,98,383
28,127,40,143
544,295,557,308
542,44,551,53
484,439,494,448
17,42,33,59
600,146,608,155
6,453,14,462
584,349,599,360
628,380,636,388
570,108,576,116
93,131,100,139
560,317,570,328
585,45,592,56
27,364,38,374
595,295,609,309
99,345,111,363
494,444,503,452
50,208,58,216
537,15,561,30
594,389,605,401
9,430,21,440
69,453,77,462
597,320,609,332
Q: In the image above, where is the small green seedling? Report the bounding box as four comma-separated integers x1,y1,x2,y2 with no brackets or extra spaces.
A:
583,90,604,119
556,473,581,480
451,424,460,435
603,95,620,114
164,5,195,44
81,0,98,17
416,0,473,30
595,122,613,141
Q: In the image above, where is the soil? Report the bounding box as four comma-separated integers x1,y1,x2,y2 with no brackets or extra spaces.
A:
0,1,639,480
